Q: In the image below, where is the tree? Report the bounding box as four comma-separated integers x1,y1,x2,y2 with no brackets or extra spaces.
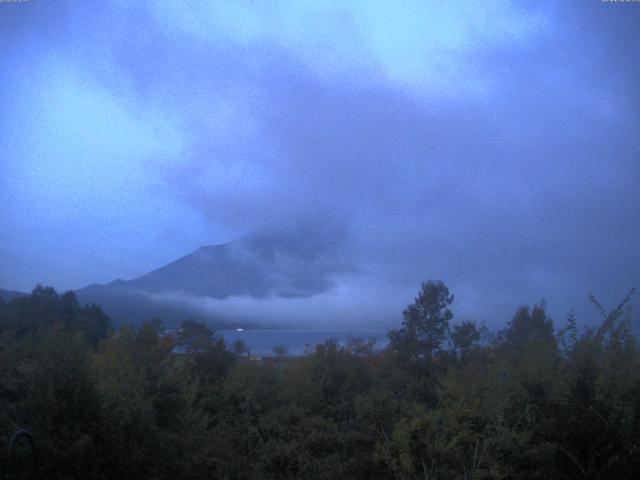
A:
388,280,454,361
233,339,250,358
272,344,288,358
450,320,483,359
176,319,216,354
176,320,235,392
504,303,554,348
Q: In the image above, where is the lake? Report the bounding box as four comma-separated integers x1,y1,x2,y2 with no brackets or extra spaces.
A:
218,329,390,357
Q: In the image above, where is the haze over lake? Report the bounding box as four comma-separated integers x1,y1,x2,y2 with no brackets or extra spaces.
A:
218,329,389,357
1,2,639,479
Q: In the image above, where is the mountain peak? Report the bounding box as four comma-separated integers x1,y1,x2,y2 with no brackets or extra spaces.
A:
75,229,351,326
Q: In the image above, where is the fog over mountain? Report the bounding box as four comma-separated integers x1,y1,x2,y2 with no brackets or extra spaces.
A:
76,227,372,328
1,1,639,329
0,289,27,303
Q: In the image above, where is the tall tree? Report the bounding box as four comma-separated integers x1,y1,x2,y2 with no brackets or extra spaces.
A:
388,280,454,361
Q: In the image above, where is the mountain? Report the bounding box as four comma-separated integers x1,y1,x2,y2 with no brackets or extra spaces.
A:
75,229,350,327
0,288,28,303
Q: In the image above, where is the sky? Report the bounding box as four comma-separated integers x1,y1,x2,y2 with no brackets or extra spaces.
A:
1,0,639,328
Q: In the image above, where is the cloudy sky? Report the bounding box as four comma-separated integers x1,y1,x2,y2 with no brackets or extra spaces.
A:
1,0,639,327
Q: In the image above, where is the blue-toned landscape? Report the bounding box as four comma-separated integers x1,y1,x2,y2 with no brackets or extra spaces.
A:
1,1,639,479
218,329,389,357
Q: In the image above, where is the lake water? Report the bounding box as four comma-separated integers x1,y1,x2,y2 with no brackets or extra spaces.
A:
218,329,389,357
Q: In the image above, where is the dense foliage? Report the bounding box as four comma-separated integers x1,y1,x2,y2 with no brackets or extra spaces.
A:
1,282,639,479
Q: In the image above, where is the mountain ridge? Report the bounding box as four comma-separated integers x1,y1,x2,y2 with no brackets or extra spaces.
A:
0,289,28,302
75,229,350,327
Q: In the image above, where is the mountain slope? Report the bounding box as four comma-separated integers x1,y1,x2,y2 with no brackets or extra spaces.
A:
75,229,350,327
0,288,28,302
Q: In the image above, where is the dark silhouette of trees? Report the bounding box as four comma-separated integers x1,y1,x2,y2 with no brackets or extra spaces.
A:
1,282,638,479
272,344,288,357
388,280,454,361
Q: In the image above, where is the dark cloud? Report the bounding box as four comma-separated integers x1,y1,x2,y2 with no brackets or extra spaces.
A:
1,0,639,328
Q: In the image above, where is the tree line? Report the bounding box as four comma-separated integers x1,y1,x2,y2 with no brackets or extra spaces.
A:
1,281,639,479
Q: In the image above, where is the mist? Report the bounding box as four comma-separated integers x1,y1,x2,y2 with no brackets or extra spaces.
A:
1,0,639,329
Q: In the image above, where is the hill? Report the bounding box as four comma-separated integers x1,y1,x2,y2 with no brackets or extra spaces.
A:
75,229,349,327
0,288,27,302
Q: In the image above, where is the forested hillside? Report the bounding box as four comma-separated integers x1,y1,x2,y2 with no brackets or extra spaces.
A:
1,282,639,479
